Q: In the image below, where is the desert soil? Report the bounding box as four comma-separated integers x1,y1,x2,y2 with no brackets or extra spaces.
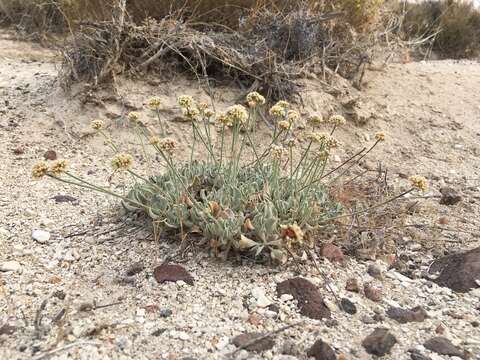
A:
0,30,479,359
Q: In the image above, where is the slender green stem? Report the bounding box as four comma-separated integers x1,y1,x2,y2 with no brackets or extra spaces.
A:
57,173,149,210
155,109,165,136
219,125,226,166
292,140,313,179
192,122,217,166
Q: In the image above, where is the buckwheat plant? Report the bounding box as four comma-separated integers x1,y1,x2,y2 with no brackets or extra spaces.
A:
33,93,428,264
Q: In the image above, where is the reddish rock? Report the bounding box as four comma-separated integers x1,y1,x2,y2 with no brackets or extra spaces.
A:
232,332,275,352
307,339,337,360
386,306,428,324
43,150,57,160
429,247,480,292
439,187,462,206
153,263,194,285
320,243,345,263
345,278,361,293
0,323,16,335
362,328,397,356
364,283,382,302
276,277,331,320
424,337,464,358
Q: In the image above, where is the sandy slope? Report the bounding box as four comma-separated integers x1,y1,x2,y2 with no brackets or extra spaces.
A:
1,32,479,360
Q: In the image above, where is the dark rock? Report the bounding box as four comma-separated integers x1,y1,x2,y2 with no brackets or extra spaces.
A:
362,328,397,356
43,150,57,160
307,339,337,360
324,319,339,327
364,283,382,302
281,340,300,356
345,278,361,293
408,349,431,360
52,194,78,204
0,323,16,335
429,247,480,292
276,277,331,320
386,306,428,324
368,264,383,279
424,337,464,358
361,315,376,324
439,187,462,206
126,261,145,276
340,298,357,315
153,263,194,285
232,332,275,352
471,320,479,328
12,148,24,155
52,289,66,300
268,304,280,313
159,309,172,318
151,328,167,336
320,243,345,263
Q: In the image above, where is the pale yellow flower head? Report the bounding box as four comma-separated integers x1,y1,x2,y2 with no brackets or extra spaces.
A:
326,136,339,149
246,92,266,108
375,131,386,142
178,95,195,109
287,110,300,124
409,175,428,193
269,105,286,118
270,144,288,160
32,161,49,179
278,120,290,131
275,100,290,109
217,113,232,127
225,105,248,126
307,131,328,143
91,119,104,130
198,101,209,110
158,138,176,155
328,114,346,126
111,153,133,171
50,159,68,176
183,107,200,122
127,112,140,123
204,109,215,118
308,114,324,126
148,96,162,110
286,138,296,148
149,136,161,146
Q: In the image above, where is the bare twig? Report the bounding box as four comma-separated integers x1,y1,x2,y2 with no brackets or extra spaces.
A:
34,341,102,360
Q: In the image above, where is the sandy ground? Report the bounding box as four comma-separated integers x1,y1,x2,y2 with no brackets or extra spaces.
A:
1,31,479,360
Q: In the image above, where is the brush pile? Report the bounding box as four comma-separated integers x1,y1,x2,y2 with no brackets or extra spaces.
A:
60,4,383,99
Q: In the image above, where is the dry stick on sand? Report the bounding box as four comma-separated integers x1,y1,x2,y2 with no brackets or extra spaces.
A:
34,341,102,360
227,321,304,357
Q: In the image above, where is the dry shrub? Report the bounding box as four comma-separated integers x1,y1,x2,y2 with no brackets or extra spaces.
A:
402,0,480,58
59,1,385,98
0,0,65,33
330,0,385,31
1,1,391,98
1,0,386,35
